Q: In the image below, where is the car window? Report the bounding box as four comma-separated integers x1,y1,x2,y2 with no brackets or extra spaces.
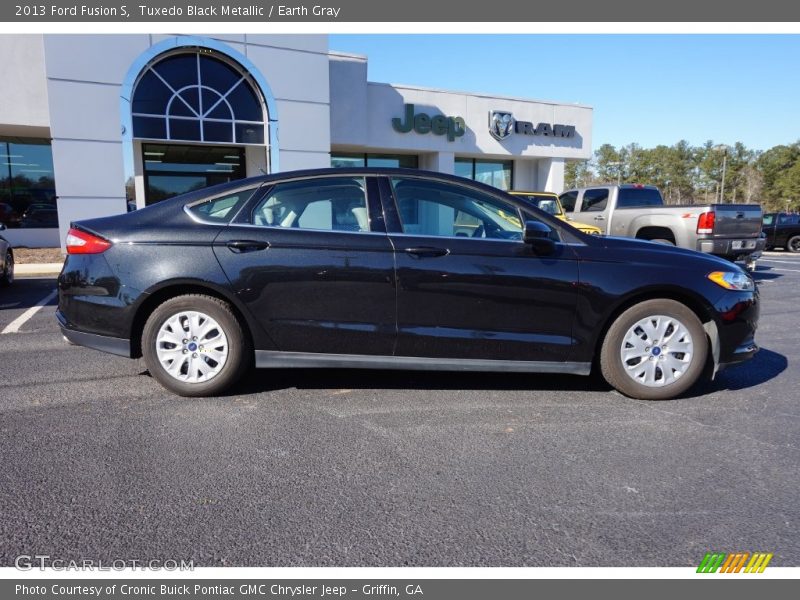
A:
187,187,256,223
582,189,609,212
763,215,774,226
390,177,522,240
559,191,578,212
518,194,561,216
250,177,370,232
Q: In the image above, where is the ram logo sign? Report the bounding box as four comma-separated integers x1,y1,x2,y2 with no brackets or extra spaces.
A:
489,110,576,141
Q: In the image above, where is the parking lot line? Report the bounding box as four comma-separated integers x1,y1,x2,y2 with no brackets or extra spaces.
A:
1,289,58,334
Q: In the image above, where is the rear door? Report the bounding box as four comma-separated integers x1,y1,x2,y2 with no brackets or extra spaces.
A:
381,176,580,362
213,175,397,355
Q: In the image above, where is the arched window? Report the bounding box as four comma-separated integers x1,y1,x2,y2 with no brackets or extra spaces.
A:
131,51,265,145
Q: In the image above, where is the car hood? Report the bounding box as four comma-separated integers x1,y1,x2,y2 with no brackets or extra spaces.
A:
598,235,745,272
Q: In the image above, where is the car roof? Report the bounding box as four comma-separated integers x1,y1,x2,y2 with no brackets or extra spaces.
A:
509,191,558,197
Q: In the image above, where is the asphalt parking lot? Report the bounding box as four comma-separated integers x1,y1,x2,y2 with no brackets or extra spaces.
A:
0,253,798,567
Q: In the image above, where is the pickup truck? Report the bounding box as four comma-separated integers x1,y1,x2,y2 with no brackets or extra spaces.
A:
762,212,800,253
559,184,764,269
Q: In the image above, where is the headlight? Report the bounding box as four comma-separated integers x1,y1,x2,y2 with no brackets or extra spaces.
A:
707,271,755,291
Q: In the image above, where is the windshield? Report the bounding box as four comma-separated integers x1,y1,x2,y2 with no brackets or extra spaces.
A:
517,194,564,217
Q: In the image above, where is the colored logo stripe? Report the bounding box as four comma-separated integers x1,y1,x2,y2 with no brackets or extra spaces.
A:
744,553,773,573
697,553,726,573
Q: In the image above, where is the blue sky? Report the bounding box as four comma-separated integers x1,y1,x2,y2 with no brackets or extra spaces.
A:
330,35,800,152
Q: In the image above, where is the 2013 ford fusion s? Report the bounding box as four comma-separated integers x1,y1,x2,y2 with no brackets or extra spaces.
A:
57,168,758,400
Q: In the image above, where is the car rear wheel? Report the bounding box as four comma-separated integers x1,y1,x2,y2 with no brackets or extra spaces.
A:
0,250,13,287
600,299,708,400
142,294,251,397
786,235,800,253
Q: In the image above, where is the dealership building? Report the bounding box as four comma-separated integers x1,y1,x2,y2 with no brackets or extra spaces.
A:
0,34,593,248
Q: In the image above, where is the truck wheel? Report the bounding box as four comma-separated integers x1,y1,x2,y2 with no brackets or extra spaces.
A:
650,239,674,245
600,299,708,400
786,235,800,253
142,294,251,397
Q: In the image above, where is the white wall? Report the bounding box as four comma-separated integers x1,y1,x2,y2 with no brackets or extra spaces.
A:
0,34,49,132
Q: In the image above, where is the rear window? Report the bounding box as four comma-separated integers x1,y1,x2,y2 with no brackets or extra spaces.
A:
617,187,664,208
187,187,256,223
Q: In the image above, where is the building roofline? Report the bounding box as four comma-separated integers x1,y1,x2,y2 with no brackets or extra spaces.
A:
366,81,592,109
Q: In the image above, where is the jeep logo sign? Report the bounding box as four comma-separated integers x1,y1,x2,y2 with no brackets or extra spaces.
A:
392,104,466,142
489,110,576,141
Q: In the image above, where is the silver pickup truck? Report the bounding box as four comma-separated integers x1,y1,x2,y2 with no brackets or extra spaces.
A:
559,184,764,269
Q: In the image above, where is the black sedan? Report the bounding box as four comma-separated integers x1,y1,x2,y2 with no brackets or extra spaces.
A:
57,168,758,400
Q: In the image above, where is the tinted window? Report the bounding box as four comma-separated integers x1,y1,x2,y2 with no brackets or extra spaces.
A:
559,191,578,212
251,177,370,232
617,187,664,208
0,138,57,229
518,195,561,216
390,178,522,240
582,189,609,212
187,188,255,223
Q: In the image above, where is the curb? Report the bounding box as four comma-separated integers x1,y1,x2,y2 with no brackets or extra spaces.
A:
16,263,64,276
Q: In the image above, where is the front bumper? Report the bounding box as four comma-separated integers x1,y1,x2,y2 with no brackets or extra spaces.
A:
57,309,131,357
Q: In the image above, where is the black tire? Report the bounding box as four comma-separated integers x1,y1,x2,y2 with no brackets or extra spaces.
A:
0,250,13,287
141,294,251,397
650,238,675,246
786,235,800,253
600,299,708,400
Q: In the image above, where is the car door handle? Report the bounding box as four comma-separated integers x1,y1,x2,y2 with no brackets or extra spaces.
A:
404,246,450,258
226,240,270,253
593,215,606,221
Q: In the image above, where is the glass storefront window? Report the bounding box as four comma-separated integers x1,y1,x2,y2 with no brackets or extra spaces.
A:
142,143,245,204
454,158,513,191
331,153,418,169
131,52,265,146
0,138,57,229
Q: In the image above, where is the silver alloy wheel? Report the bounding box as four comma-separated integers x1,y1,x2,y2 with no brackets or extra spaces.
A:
619,314,694,388
155,310,228,383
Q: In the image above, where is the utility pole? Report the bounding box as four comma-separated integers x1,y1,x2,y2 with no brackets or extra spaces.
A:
715,145,729,203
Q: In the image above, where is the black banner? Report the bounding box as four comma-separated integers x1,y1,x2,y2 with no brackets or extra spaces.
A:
2,0,800,22
4,579,799,600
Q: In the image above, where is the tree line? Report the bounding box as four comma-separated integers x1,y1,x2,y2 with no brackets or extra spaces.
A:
564,140,800,212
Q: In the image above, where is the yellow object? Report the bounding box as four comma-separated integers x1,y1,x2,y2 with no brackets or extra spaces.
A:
509,191,602,235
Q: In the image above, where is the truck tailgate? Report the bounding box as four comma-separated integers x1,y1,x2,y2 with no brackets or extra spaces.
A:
711,204,762,238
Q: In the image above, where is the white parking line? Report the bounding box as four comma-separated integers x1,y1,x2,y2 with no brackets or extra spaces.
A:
1,289,58,334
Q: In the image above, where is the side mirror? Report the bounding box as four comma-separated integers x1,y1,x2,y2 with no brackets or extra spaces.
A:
0,223,6,231
523,220,556,255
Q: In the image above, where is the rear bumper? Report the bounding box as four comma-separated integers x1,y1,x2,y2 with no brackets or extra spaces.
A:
57,310,131,357
696,237,765,259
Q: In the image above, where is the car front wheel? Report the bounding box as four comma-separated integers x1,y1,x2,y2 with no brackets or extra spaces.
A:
142,294,251,397
600,299,708,400
786,235,800,253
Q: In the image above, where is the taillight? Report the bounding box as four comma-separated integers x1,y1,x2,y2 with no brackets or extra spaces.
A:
65,227,112,254
697,211,715,234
